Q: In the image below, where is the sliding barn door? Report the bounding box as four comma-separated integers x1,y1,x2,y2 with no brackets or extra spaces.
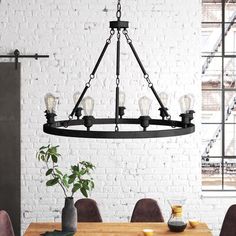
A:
0,63,20,236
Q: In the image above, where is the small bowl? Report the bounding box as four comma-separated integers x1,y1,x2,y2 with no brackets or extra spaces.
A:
189,219,200,228
143,229,154,236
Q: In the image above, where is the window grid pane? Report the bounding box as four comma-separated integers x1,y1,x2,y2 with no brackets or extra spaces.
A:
201,0,236,191
202,158,223,191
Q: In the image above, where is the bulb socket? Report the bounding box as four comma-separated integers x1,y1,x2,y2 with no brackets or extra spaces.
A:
45,111,56,124
159,107,168,120
180,110,195,127
75,107,83,119
119,106,126,118
83,116,95,131
139,116,151,131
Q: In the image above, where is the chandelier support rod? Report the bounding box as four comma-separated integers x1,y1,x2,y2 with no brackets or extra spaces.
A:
115,86,119,131
91,42,109,76
91,32,114,75
123,30,170,118
69,31,115,118
127,41,147,76
115,0,122,131
116,34,121,77
115,31,121,131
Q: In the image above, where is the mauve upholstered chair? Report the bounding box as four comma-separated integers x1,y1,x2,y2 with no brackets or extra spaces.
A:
220,204,236,236
74,198,102,222
131,198,164,222
0,210,15,236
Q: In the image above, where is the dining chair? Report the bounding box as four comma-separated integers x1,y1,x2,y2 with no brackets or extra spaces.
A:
220,204,236,236
74,198,102,222
130,198,164,222
0,210,15,236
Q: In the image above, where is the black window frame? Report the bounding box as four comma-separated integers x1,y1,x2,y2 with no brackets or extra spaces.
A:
201,0,236,191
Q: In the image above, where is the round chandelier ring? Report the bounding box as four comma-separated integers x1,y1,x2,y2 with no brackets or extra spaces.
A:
43,0,196,140
43,119,195,139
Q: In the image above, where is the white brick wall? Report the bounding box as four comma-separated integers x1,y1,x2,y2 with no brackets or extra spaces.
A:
0,0,235,235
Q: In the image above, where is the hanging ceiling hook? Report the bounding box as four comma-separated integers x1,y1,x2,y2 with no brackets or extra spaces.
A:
110,0,128,30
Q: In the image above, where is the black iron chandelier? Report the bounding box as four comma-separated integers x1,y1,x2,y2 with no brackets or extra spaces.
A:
43,0,195,139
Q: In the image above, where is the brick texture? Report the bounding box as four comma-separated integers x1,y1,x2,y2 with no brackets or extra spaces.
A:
0,0,231,236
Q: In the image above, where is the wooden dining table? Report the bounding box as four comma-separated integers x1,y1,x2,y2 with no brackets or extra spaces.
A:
24,222,213,236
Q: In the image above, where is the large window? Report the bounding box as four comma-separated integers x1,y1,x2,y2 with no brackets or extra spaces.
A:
202,0,236,191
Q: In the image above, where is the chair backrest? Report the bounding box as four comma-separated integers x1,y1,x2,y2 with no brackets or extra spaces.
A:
74,198,102,222
131,198,164,222
220,204,236,236
0,210,15,236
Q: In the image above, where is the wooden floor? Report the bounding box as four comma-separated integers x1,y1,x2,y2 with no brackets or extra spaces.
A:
24,222,213,236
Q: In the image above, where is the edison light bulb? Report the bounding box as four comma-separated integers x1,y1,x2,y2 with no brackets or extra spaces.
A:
138,96,152,116
159,92,168,107
44,93,57,113
188,93,195,109
82,96,94,116
119,91,125,107
73,91,83,108
179,94,194,113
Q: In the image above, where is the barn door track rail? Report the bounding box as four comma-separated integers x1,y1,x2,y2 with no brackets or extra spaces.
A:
0,49,49,69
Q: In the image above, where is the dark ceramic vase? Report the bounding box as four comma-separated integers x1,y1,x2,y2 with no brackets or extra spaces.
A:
62,197,77,232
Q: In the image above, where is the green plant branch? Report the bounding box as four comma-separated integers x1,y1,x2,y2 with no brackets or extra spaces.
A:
44,159,68,198
37,145,95,198
52,162,68,198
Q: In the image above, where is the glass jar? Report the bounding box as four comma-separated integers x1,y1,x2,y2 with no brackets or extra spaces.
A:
167,198,187,232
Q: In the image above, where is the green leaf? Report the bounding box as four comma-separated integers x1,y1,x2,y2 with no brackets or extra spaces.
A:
71,165,79,172
79,161,87,165
72,183,81,193
46,178,58,186
79,169,87,175
80,187,88,198
68,174,76,184
62,175,69,189
83,180,91,190
55,168,63,176
51,155,58,163
84,185,89,190
50,146,59,155
46,169,53,176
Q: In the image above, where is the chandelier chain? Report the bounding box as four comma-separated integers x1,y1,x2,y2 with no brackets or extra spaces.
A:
122,29,132,43
116,0,121,20
106,29,115,44
117,30,121,40
85,74,95,88
116,76,120,86
144,74,153,88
